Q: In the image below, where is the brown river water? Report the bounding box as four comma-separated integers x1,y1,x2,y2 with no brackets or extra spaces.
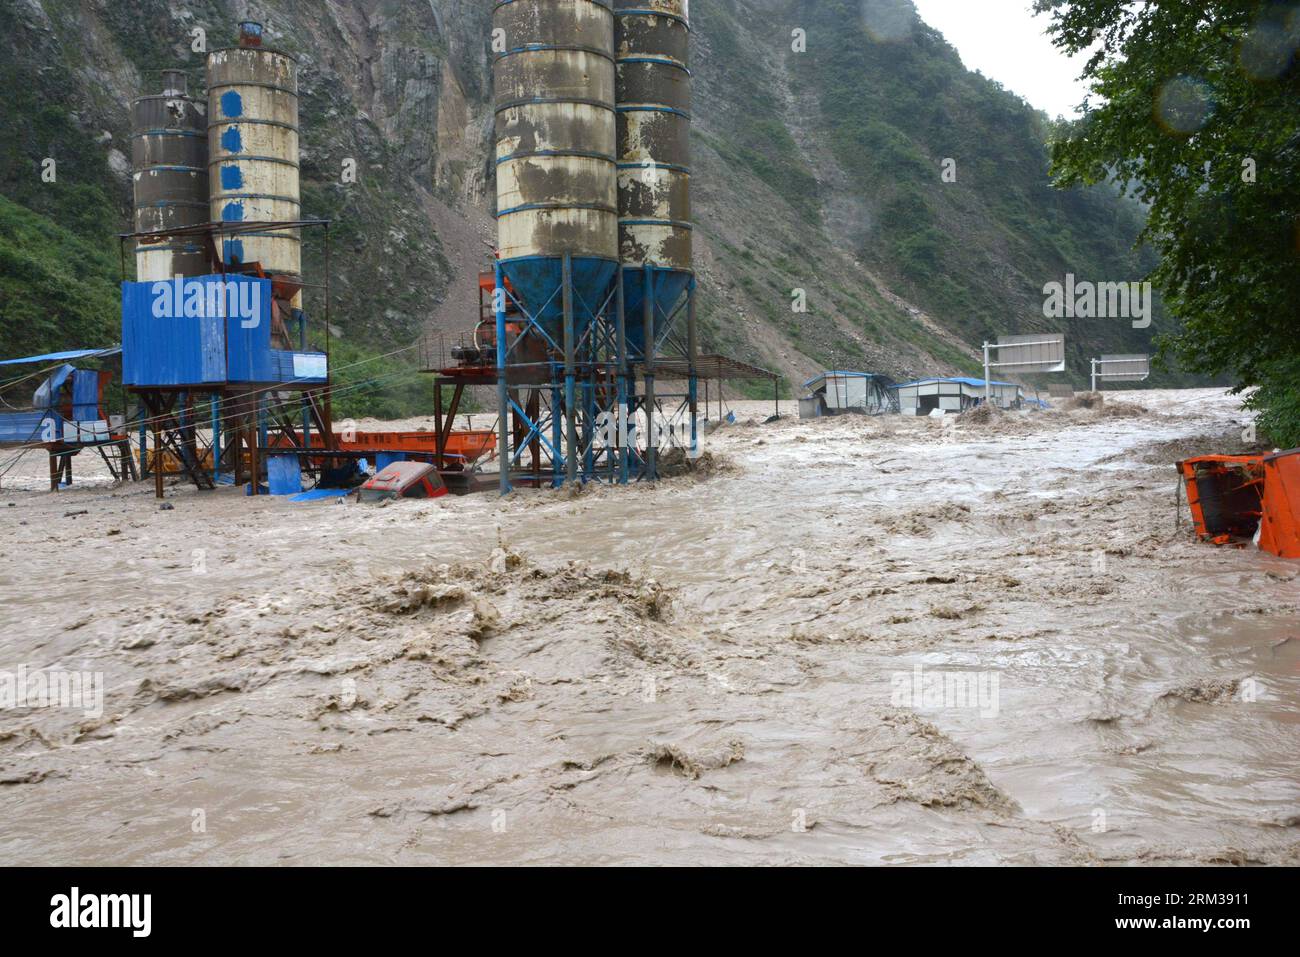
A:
0,389,1295,865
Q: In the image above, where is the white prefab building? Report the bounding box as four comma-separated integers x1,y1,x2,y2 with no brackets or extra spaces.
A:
801,371,897,417
892,377,1023,415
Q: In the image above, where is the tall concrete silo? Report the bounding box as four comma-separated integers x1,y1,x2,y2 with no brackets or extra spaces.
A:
207,21,302,307
614,0,692,348
493,0,619,336
131,70,209,281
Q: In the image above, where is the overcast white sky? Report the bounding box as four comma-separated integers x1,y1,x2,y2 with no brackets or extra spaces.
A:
911,0,1093,118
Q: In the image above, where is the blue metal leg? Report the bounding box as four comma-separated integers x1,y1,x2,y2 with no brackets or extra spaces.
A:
495,261,512,495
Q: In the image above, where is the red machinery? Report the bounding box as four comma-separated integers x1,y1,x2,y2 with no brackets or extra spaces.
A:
356,461,448,502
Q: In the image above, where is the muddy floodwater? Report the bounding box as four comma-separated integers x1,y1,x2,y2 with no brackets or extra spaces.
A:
0,389,1296,865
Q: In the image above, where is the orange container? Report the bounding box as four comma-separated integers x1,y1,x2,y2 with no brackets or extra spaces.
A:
268,429,497,467
1177,455,1265,543
1259,449,1300,558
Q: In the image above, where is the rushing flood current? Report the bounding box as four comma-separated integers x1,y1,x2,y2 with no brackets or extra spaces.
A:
0,389,1295,864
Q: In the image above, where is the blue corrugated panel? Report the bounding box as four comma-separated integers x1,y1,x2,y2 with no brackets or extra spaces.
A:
71,371,100,420
0,412,53,445
122,276,273,386
225,277,272,382
270,351,294,382
123,280,223,387
269,351,329,384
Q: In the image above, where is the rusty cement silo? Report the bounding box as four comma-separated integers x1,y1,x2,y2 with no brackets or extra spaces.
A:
207,21,302,307
131,70,210,281
614,0,692,352
493,0,619,337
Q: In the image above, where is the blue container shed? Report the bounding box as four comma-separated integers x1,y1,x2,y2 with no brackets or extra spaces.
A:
122,275,327,387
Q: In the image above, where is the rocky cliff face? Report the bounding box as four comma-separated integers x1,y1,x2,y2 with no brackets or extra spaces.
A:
0,0,1166,398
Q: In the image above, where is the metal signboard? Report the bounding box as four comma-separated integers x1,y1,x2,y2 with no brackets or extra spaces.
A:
1097,354,1151,382
994,334,1067,374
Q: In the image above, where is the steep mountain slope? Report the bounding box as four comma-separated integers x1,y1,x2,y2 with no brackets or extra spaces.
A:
690,0,1166,386
0,0,1172,410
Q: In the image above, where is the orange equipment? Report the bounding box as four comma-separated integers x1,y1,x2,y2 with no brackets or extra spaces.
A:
335,429,496,465
1177,450,1300,558
269,428,496,469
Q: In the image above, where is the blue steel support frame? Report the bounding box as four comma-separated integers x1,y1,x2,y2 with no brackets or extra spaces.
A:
642,264,657,481
486,259,707,492
211,394,222,482
563,254,577,487
495,260,511,495
493,255,622,493
623,266,697,484
616,264,629,485
550,383,562,488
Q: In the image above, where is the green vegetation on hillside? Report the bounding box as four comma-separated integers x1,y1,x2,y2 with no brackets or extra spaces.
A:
0,195,123,359
322,337,446,422
0,5,132,362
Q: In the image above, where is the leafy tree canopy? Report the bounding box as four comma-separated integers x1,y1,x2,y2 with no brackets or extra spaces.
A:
1037,0,1300,444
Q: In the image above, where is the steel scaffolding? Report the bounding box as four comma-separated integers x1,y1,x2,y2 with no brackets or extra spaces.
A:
490,258,700,492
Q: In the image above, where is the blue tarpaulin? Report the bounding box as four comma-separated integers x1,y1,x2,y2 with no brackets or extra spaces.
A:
0,348,120,367
267,454,303,496
32,365,75,410
0,412,49,445
289,488,349,503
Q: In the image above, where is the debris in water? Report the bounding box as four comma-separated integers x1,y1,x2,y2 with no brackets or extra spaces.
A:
1067,393,1105,410
657,448,738,480
649,740,745,780
866,713,1020,812
1158,677,1249,705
